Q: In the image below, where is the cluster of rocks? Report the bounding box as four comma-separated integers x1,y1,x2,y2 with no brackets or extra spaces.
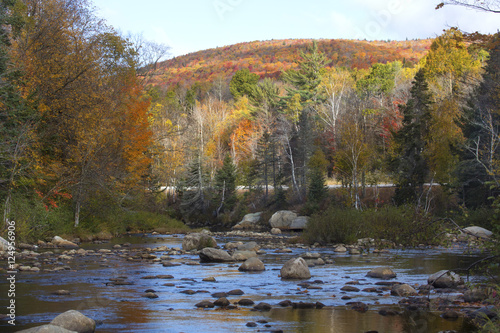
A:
232,210,309,231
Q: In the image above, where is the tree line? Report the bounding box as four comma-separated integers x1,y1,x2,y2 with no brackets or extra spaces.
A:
150,28,499,228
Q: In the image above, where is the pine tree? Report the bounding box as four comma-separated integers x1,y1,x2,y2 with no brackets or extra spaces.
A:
214,154,237,215
178,158,209,222
391,69,433,206
281,41,329,109
307,148,328,207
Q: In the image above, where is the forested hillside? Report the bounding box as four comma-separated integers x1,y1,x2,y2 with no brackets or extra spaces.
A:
152,38,432,87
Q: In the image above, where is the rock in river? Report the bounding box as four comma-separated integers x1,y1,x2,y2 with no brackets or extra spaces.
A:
428,270,463,288
269,210,297,229
239,257,265,272
199,248,235,263
232,212,262,230
50,310,95,333
366,267,397,280
52,236,78,249
182,233,217,251
391,284,417,297
280,257,311,280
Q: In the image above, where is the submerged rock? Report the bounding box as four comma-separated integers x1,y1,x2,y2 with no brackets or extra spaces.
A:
366,267,397,280
253,302,272,311
195,300,215,308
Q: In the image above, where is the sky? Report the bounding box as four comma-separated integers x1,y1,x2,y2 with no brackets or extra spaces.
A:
93,0,499,57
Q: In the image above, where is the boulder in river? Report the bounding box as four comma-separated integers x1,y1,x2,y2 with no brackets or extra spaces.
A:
289,216,309,230
52,236,78,249
50,310,96,333
269,210,297,229
232,250,257,261
232,212,262,230
428,270,463,288
280,257,311,280
199,248,235,263
238,257,265,272
366,267,397,280
182,233,217,251
461,226,493,239
391,284,417,297
17,324,79,332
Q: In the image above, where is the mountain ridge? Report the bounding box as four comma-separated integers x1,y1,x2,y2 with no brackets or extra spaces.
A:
151,38,433,88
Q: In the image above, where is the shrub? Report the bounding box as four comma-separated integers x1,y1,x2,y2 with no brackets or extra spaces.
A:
304,205,440,247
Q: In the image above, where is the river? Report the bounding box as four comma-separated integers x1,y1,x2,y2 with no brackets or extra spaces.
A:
0,233,485,332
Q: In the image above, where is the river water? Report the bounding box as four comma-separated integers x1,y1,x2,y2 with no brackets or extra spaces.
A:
0,233,484,332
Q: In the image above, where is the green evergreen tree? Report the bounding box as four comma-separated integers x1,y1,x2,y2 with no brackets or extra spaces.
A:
229,68,259,100
307,147,328,207
214,154,237,215
391,69,433,206
281,41,329,108
178,158,209,223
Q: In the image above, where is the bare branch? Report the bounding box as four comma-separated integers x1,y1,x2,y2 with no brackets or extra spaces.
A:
436,0,500,13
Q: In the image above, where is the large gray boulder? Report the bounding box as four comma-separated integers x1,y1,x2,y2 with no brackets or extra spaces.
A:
239,257,265,272
462,226,493,239
0,236,9,251
50,310,95,333
52,236,78,249
199,248,235,263
17,325,78,333
280,257,311,280
428,270,463,288
269,211,297,229
290,216,310,230
232,212,262,230
182,233,217,251
366,267,397,280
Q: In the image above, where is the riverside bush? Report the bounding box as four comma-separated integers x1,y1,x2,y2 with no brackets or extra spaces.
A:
304,205,439,247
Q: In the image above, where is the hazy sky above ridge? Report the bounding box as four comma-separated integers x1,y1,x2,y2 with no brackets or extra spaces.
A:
94,0,499,57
